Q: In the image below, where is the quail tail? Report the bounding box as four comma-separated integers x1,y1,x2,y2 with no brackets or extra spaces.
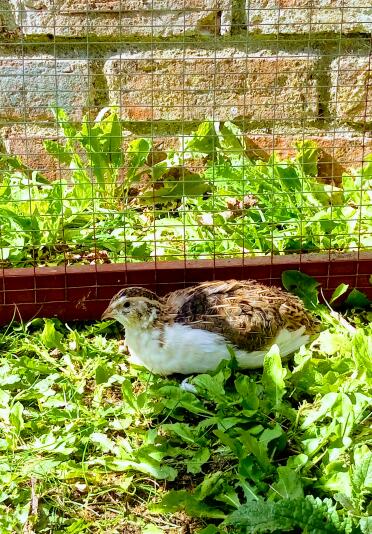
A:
235,326,310,369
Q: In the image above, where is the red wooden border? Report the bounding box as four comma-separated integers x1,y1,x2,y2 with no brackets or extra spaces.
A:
1,252,371,324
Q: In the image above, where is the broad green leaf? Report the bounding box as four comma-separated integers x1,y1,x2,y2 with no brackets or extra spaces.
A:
156,385,211,415
192,371,227,403
162,422,196,445
215,486,241,508
301,392,339,430
152,489,225,518
139,171,209,205
286,454,309,470
361,153,372,180
0,207,36,232
100,111,123,166
108,458,177,480
43,139,72,166
295,140,319,177
213,430,242,458
352,329,372,378
95,363,113,385
183,121,218,156
360,517,372,534
90,432,116,453
282,270,320,310
150,490,191,513
23,458,62,477
259,424,284,447
121,378,138,412
126,138,152,184
217,121,247,162
239,431,272,471
274,163,302,192
186,447,210,474
352,445,372,495
195,472,225,500
330,283,349,304
345,288,371,309
316,330,348,355
271,466,304,500
40,320,64,350
9,402,24,435
65,520,89,533
234,375,259,410
262,345,286,409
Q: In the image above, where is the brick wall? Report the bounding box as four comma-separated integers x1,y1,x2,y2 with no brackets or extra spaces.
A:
0,0,371,181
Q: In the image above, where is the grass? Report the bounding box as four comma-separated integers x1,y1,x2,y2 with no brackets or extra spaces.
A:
0,273,371,533
0,110,371,267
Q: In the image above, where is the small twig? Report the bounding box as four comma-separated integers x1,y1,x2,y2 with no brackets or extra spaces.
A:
328,309,356,334
23,477,38,534
30,477,39,517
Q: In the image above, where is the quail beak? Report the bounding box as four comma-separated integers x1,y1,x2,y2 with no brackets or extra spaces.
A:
101,305,115,321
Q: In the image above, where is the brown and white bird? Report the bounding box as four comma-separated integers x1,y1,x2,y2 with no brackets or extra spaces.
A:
101,280,319,375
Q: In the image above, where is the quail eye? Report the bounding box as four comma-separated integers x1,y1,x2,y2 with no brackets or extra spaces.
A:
123,301,131,309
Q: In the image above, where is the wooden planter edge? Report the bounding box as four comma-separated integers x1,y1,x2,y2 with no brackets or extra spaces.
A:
1,252,371,324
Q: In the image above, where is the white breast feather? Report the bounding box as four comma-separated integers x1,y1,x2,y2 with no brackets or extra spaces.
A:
124,324,310,375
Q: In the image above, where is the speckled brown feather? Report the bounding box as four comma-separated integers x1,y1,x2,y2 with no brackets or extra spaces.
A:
164,280,319,352
108,287,159,303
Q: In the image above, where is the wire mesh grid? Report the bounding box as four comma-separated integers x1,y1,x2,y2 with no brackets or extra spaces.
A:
0,0,371,320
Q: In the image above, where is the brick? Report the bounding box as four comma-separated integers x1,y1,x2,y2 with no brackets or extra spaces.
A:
330,56,372,125
0,57,91,121
104,49,319,123
0,0,18,33
245,0,372,34
244,132,372,184
13,0,231,37
0,125,67,180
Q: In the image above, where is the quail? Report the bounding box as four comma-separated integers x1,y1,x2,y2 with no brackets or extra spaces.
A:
101,280,319,375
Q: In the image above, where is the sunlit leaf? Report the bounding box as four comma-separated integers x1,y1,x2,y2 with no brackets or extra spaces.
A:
330,283,349,304
262,345,286,409
282,270,320,310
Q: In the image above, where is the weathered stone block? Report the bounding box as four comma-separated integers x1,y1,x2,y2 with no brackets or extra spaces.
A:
104,49,319,123
330,56,372,125
12,0,231,37
245,0,372,34
0,57,91,121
